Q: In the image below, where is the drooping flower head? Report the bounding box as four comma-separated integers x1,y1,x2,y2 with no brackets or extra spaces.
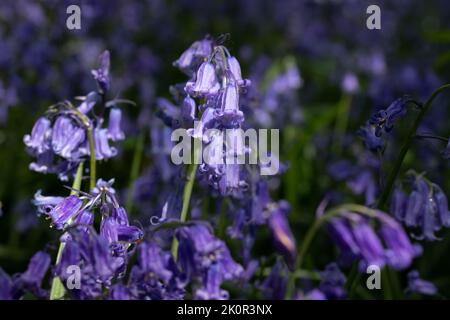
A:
328,208,420,271
358,97,408,152
390,173,450,241
24,51,126,181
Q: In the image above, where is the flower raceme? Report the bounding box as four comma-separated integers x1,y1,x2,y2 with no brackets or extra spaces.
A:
328,208,421,271
391,174,450,241
34,179,143,253
157,37,260,196
23,51,125,181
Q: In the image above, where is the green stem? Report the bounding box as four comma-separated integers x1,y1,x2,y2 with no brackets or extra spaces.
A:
170,161,198,259
377,84,450,209
87,127,96,190
125,132,145,213
284,204,378,299
50,162,84,300
332,94,352,155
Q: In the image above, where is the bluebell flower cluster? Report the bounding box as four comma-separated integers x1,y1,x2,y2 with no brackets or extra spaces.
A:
328,210,421,270
391,174,450,241
158,37,251,196
23,51,125,181
2,0,449,299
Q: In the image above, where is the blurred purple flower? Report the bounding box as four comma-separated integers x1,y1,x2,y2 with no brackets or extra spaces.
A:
91,50,110,94
406,271,437,296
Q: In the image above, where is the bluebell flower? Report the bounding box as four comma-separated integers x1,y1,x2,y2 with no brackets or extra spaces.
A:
173,37,213,75
51,116,86,160
77,91,99,114
377,212,422,270
176,224,243,299
227,56,251,87
368,98,407,135
406,271,437,296
357,125,384,152
185,62,221,97
319,263,346,299
267,201,296,269
351,216,386,269
94,127,118,160
187,107,216,141
259,259,287,299
127,242,185,300
329,157,379,206
91,50,110,94
359,98,407,152
0,268,15,300
216,82,244,127
33,190,64,216
341,72,359,94
46,195,83,230
298,289,326,300
328,218,361,265
181,95,196,126
155,97,181,128
23,117,51,154
1,251,52,299
107,108,125,141
0,252,51,300
100,215,143,248
56,228,124,299
19,251,51,298
109,284,134,300
195,264,229,300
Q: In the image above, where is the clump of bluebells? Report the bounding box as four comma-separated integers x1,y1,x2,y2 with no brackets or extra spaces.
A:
3,34,450,301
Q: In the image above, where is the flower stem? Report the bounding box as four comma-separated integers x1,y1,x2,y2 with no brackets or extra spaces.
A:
125,132,145,213
332,94,352,155
49,161,84,300
377,84,450,209
171,161,198,259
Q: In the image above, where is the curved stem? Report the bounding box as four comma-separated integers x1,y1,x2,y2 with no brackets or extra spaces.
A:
416,133,449,143
50,161,84,300
377,84,450,209
284,203,378,299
